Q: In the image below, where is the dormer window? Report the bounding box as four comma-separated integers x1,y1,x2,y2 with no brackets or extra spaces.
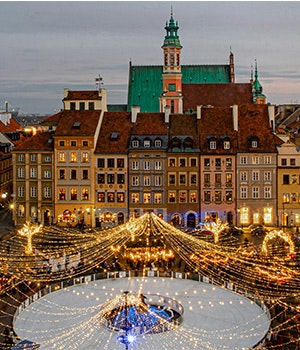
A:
132,139,139,148
209,140,217,150
223,140,230,150
144,139,151,148
251,140,258,148
155,138,162,148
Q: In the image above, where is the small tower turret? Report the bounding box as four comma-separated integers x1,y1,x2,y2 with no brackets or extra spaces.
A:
252,60,266,104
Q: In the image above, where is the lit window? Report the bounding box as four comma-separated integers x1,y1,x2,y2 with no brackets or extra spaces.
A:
169,158,176,167
70,188,77,200
107,192,114,202
252,156,259,164
82,189,89,200
179,191,187,203
117,193,125,203
264,156,271,164
190,192,197,203
154,193,162,203
131,193,139,203
59,188,66,200
98,193,105,202
143,193,151,203
82,152,89,163
223,141,230,149
70,152,77,162
58,152,66,162
168,192,176,203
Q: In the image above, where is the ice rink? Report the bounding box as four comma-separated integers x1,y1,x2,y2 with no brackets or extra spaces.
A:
14,276,270,349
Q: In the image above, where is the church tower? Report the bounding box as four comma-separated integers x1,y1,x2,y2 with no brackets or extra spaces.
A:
252,60,266,104
160,10,183,114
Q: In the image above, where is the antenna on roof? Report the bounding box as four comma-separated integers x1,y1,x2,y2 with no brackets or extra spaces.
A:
95,74,103,89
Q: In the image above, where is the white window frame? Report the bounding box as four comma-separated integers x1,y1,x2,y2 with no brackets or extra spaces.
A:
210,140,217,150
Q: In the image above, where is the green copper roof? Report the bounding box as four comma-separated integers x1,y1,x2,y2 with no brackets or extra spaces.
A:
127,64,231,112
162,12,182,48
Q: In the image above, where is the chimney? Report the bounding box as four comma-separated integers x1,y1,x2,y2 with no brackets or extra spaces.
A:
5,101,8,113
164,105,171,123
232,105,238,131
63,88,69,98
196,105,202,119
131,105,140,123
268,105,275,132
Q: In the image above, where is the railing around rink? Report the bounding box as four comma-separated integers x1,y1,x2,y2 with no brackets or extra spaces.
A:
13,269,271,349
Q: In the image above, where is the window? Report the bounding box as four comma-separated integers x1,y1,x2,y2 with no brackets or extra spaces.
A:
30,167,37,178
59,141,65,146
252,171,259,181
223,141,230,149
98,158,105,168
58,152,66,162
83,141,89,147
88,102,94,110
82,152,89,163
71,169,77,180
264,171,271,182
204,173,210,186
225,190,232,202
71,141,77,147
108,159,115,168
154,193,162,203
204,158,210,167
226,173,232,185
155,139,161,148
117,174,125,184
131,193,139,203
143,193,151,203
144,139,150,148
82,169,89,180
168,83,176,91
70,102,75,110
264,187,271,199
251,140,258,148
190,173,197,185
97,193,105,202
98,174,105,184
132,176,139,186
17,167,25,178
215,173,221,186
70,188,77,200
264,156,271,164
155,161,162,170
204,190,211,202
107,174,115,184
44,156,51,163
44,170,51,179
225,158,232,169
168,174,176,185
144,161,150,170
240,156,247,165
144,175,151,186
169,158,176,167
44,187,51,198
215,158,221,168
281,159,287,166
252,156,259,164
117,158,124,168
18,154,25,162
252,187,259,199
59,188,66,200
209,140,217,149
179,191,187,203
283,174,290,185
215,190,221,202
179,174,186,185
240,171,247,181
18,186,25,198
132,140,139,148
132,161,139,170
70,152,77,162
107,192,114,202
290,158,296,166
30,154,37,162
178,158,186,167
155,176,162,186
79,102,85,110
168,191,176,203
190,158,197,167
283,193,290,203
30,187,37,198
117,193,124,203
82,189,89,200
240,187,247,199
190,191,197,203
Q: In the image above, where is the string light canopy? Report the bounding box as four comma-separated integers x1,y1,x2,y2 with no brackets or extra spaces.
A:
0,213,300,348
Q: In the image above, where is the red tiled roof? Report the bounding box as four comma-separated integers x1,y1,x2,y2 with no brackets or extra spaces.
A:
0,118,22,132
132,113,168,135
54,110,101,136
183,83,253,111
169,114,199,149
198,107,238,154
63,90,100,100
95,112,132,153
13,131,54,151
237,105,284,152
42,111,64,125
